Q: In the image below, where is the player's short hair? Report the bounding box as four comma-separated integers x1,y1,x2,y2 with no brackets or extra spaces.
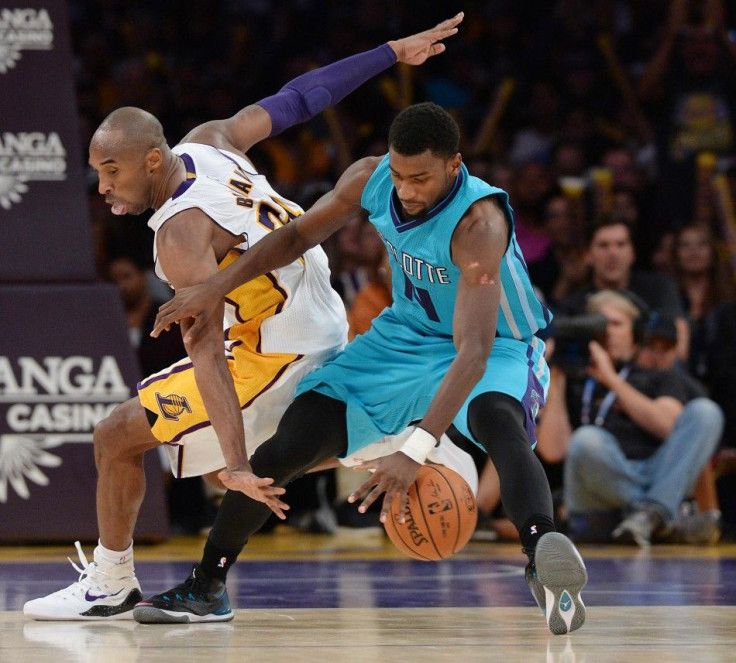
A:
388,102,460,159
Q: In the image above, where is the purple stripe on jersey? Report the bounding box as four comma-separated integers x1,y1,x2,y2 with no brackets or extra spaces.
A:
217,148,243,169
389,168,465,234
214,147,258,177
542,301,552,325
265,272,288,312
176,445,184,479
225,296,246,323
164,354,304,445
255,272,289,353
225,340,243,361
521,346,544,447
167,419,213,446
241,354,303,409
512,240,532,277
137,361,195,391
172,153,197,200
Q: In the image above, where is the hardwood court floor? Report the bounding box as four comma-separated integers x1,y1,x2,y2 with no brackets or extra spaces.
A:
1,528,735,662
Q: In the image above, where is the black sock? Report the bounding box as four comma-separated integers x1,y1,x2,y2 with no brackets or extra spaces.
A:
201,537,241,581
520,514,556,562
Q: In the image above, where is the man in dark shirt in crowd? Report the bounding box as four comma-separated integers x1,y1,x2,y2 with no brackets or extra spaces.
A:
537,289,722,545
557,215,689,361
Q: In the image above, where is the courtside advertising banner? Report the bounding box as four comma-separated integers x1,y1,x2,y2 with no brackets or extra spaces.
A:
0,285,170,541
0,2,169,541
0,1,95,281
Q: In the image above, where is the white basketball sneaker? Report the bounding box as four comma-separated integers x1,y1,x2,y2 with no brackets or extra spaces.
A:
23,542,142,620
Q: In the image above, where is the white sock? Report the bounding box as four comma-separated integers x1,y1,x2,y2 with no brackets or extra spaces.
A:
95,540,134,567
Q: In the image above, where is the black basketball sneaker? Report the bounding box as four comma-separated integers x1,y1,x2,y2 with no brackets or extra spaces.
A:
133,564,233,623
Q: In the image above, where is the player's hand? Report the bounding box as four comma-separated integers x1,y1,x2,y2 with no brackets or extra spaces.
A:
388,12,464,66
218,468,290,520
151,282,219,342
348,452,421,524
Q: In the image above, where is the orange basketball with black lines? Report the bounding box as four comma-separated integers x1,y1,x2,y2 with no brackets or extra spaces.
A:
384,464,477,561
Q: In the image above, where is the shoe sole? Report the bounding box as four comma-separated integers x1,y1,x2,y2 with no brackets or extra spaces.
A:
23,589,142,621
133,605,234,624
535,533,588,635
23,609,136,621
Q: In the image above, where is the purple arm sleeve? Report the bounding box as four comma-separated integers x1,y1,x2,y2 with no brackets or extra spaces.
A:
256,43,397,136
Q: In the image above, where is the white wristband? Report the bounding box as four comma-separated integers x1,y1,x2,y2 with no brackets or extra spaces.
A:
399,427,438,465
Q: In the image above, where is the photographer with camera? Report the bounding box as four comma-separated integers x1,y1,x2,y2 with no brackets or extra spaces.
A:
537,289,722,546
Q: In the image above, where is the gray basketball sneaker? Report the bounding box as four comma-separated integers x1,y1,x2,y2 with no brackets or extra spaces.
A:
533,532,588,635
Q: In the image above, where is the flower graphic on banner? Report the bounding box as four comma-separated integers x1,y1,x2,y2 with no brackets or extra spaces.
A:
0,43,22,74
0,435,62,503
0,175,29,210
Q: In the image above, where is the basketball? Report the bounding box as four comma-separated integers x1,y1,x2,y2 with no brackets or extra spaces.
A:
384,464,478,561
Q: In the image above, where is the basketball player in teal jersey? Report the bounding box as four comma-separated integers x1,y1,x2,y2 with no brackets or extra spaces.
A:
148,102,588,635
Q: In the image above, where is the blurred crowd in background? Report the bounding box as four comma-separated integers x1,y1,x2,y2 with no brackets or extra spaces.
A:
68,0,736,543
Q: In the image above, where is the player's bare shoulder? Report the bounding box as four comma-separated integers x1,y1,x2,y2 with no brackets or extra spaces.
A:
340,156,383,188
452,195,510,262
178,104,272,153
333,156,383,203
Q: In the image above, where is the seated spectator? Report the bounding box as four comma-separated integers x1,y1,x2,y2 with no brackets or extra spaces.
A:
706,301,736,450
529,192,588,305
672,222,736,379
557,215,690,360
329,216,373,309
107,252,186,378
637,314,722,544
705,300,736,539
507,160,554,265
537,289,723,546
346,222,392,340
649,230,676,276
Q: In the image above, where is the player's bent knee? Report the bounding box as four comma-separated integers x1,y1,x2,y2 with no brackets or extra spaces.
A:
467,392,527,454
93,398,159,464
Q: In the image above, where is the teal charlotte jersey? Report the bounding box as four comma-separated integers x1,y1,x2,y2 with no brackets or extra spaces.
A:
360,155,550,339
297,155,551,454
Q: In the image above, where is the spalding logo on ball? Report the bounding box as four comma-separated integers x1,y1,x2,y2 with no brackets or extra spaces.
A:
384,464,477,561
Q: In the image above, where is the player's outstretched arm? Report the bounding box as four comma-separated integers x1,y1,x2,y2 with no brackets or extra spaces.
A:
151,157,379,342
187,13,463,153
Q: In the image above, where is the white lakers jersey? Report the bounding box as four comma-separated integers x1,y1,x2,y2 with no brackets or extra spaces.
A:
148,142,347,356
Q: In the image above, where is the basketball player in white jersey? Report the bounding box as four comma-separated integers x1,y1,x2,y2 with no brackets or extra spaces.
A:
23,13,471,621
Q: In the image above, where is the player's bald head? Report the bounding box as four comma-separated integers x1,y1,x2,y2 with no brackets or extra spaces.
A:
91,106,167,155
